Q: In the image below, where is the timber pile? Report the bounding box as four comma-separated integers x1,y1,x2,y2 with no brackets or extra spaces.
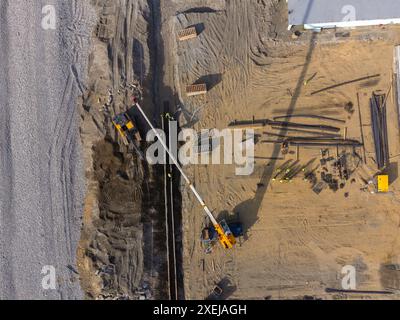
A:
178,27,198,41
186,84,207,96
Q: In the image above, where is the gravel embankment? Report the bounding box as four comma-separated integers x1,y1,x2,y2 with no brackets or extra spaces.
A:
0,0,93,299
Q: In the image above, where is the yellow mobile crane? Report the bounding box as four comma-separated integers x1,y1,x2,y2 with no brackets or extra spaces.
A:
133,102,237,249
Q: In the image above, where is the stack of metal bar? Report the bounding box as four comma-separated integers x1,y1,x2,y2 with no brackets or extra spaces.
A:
370,93,389,170
263,131,362,147
228,115,363,147
262,114,362,147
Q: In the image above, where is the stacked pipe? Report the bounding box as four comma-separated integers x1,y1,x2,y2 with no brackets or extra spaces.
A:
263,132,363,147
229,116,363,148
370,93,389,170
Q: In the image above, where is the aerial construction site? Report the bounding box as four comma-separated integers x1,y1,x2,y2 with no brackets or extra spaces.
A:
2,0,400,301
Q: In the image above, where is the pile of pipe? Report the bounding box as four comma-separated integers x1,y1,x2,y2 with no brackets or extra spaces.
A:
370,93,389,170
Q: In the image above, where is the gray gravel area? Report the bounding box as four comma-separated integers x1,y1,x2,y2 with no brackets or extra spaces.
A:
0,0,94,299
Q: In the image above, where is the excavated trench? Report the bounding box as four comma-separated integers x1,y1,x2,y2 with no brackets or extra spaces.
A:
78,0,184,300
147,0,185,299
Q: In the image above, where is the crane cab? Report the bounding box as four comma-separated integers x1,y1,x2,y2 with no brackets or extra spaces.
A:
201,219,243,253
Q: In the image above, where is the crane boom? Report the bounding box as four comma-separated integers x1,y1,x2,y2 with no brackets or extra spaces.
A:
134,102,235,249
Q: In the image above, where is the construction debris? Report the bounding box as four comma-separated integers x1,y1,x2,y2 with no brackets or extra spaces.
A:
312,181,327,194
344,101,355,115
268,142,362,195
318,149,361,193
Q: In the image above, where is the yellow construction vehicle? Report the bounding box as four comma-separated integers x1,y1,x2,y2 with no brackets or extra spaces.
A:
377,175,389,193
201,220,243,253
112,111,143,158
133,102,239,250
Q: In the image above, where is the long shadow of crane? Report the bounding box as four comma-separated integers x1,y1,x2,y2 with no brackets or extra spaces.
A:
233,32,318,233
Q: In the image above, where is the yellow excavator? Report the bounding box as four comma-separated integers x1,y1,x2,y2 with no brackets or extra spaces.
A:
133,102,238,250
112,110,144,159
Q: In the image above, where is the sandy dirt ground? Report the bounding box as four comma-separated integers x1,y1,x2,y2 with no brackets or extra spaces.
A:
75,0,400,300
0,1,94,299
155,0,400,299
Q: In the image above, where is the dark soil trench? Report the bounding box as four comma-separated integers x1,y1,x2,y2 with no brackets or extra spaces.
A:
144,0,185,299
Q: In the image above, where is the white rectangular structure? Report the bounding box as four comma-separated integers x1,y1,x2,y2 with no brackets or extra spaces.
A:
288,0,400,30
